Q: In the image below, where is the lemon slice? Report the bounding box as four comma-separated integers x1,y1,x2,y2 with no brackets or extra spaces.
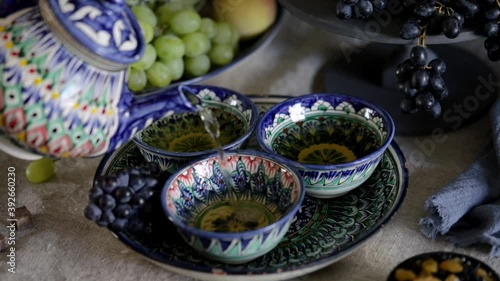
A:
298,143,356,165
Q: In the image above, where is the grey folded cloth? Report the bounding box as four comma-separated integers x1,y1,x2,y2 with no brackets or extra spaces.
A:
420,98,500,257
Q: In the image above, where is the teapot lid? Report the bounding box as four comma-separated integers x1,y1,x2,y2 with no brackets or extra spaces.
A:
39,0,144,71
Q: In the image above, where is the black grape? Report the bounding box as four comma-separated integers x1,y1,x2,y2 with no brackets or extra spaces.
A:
428,59,446,75
410,46,428,67
427,102,442,118
429,75,446,92
413,3,435,18
415,92,436,110
411,69,430,90
400,98,420,114
484,21,499,37
433,87,449,101
400,22,421,39
455,0,479,18
484,7,500,20
396,46,448,117
370,0,387,11
354,0,374,18
442,17,461,38
344,0,360,5
337,1,353,19
84,162,162,233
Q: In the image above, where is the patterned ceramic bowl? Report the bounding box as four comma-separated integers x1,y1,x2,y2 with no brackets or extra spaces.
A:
256,93,395,198
161,150,305,264
132,85,259,173
387,252,499,281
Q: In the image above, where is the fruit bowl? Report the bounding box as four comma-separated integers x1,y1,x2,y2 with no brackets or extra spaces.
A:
126,1,284,94
161,149,306,264
387,252,500,281
256,93,395,198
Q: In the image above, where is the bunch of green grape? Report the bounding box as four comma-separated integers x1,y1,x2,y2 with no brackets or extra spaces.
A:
127,0,240,92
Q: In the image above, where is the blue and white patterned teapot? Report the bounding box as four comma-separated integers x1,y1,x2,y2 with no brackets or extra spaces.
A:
0,0,200,160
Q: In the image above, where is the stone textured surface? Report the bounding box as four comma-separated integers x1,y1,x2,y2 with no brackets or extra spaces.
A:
1,11,500,281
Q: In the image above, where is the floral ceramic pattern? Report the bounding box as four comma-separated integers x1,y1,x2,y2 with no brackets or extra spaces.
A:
166,155,300,221
50,0,143,65
0,8,123,157
95,138,407,278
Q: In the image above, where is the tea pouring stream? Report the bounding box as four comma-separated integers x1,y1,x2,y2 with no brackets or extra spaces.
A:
0,0,202,160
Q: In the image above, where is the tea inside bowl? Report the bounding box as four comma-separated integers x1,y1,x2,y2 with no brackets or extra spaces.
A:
164,153,302,233
270,115,382,165
192,199,276,233
140,106,247,153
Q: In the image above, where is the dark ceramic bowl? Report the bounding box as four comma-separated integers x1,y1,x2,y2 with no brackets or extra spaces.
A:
387,252,500,281
256,93,395,198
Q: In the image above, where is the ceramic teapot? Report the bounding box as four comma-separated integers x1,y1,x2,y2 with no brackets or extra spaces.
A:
0,0,202,160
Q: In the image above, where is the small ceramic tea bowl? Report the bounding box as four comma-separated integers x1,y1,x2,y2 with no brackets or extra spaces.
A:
256,93,395,198
387,252,499,281
132,85,259,173
161,150,305,264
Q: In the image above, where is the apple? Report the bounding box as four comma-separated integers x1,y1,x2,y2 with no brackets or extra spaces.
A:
211,0,277,41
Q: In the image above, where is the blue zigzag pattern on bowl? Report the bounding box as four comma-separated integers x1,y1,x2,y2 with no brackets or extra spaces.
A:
303,154,383,190
179,220,293,264
138,148,184,173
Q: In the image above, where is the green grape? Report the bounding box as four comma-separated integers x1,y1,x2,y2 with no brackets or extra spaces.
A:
138,20,154,44
169,9,201,35
146,61,172,87
160,57,184,81
185,54,210,77
199,18,217,39
145,0,156,10
154,35,185,60
209,44,234,66
156,2,184,27
131,44,156,70
230,24,240,46
127,67,147,92
154,25,163,37
25,157,55,183
213,22,232,44
163,30,177,36
169,0,202,8
132,5,157,27
182,32,211,57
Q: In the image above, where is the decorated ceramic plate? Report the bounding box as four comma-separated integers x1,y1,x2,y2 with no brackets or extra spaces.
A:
95,96,408,281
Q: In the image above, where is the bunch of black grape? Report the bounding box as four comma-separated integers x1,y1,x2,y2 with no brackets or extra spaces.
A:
481,0,500,61
399,0,468,40
84,162,161,232
397,46,448,117
336,0,388,19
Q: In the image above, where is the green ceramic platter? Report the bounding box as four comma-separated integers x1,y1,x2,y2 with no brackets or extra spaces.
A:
95,96,408,281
